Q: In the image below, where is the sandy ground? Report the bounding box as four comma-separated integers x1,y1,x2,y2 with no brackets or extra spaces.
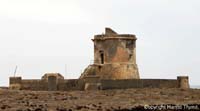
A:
0,88,200,111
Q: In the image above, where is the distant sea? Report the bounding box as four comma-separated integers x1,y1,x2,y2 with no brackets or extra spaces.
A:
191,85,200,89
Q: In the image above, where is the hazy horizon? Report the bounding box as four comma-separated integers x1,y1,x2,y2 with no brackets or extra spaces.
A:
0,0,200,86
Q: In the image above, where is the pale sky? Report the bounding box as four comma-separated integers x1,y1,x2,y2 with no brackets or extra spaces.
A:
0,0,200,86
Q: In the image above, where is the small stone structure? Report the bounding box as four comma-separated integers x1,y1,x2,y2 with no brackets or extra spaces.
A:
9,28,190,91
177,76,190,89
9,77,22,90
41,73,64,91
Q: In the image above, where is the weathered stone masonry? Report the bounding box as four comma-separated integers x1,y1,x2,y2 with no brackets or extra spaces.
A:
9,74,189,91
80,28,139,80
9,28,190,90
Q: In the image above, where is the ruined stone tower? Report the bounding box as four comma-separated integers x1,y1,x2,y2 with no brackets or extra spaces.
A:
80,28,139,79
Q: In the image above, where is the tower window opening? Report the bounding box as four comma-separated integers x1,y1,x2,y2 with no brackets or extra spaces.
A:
99,51,104,64
129,54,133,60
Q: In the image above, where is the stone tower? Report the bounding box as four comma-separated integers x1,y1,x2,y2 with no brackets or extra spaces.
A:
80,28,139,79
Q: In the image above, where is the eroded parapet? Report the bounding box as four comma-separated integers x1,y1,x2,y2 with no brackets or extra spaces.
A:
9,76,22,90
177,76,190,89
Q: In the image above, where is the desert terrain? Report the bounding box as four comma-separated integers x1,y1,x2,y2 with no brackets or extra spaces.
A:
0,88,200,111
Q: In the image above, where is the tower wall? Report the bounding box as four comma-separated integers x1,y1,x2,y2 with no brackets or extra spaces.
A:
80,28,140,79
94,39,136,64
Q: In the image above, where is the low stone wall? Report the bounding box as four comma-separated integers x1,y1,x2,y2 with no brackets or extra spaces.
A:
101,79,178,90
9,77,85,91
9,76,189,91
21,79,47,91
58,79,85,91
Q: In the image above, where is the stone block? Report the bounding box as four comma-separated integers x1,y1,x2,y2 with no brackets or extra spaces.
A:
84,83,102,90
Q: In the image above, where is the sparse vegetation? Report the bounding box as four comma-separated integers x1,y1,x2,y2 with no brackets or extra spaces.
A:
0,88,199,111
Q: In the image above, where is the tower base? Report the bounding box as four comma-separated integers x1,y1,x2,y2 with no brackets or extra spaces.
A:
80,63,139,80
